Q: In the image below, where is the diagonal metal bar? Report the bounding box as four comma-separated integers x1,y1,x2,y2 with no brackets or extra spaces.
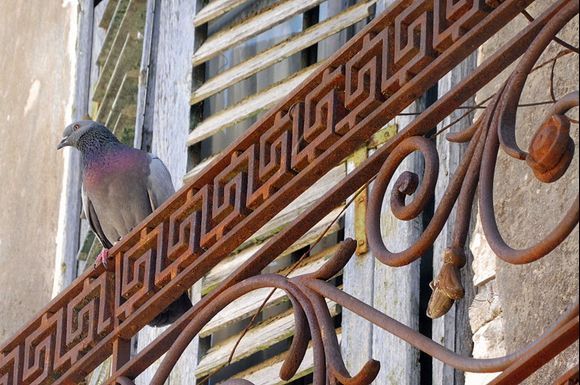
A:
487,317,580,385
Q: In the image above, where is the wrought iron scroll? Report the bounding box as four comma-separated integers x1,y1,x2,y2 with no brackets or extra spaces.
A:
0,0,578,384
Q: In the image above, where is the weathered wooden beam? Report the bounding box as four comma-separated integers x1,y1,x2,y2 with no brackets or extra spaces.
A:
371,109,422,385
135,1,199,384
133,0,158,150
342,147,376,375
342,0,408,378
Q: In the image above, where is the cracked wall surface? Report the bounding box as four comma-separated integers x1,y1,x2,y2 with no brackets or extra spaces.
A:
467,2,579,384
0,1,75,344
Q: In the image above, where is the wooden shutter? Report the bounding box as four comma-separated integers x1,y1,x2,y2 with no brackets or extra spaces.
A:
188,1,377,384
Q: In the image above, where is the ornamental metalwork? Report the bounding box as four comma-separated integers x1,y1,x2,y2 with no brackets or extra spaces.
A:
1,0,578,384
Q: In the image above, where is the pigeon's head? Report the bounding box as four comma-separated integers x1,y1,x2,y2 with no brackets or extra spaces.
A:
57,120,116,150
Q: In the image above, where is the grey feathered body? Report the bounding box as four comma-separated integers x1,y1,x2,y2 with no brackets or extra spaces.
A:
79,132,191,327
82,145,172,246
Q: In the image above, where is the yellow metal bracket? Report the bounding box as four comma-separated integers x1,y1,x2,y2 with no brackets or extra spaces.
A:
352,146,369,256
352,123,398,255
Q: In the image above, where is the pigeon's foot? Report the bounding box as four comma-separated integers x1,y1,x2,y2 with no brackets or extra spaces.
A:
94,248,110,269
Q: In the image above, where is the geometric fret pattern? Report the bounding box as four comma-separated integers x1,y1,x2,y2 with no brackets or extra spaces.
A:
3,0,543,383
295,67,348,170
249,110,299,208
383,1,437,94
1,272,113,385
433,0,490,51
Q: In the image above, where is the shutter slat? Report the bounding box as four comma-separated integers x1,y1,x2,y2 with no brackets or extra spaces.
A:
183,155,220,183
232,331,342,385
191,1,374,104
246,164,345,247
99,0,121,30
193,0,250,27
192,0,326,66
197,299,338,378
187,64,319,146
98,0,129,60
94,0,146,102
203,207,343,295
94,33,141,119
104,72,138,127
200,244,341,337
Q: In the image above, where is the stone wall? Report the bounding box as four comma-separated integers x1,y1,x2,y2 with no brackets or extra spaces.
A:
466,2,579,384
0,2,76,343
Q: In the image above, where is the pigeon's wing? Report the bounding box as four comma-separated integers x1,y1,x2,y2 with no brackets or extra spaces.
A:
82,185,113,249
146,155,175,211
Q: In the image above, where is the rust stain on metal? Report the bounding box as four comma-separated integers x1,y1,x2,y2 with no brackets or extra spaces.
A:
527,109,576,183
0,0,577,384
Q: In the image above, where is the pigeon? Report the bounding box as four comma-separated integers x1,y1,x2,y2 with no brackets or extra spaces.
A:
57,120,192,327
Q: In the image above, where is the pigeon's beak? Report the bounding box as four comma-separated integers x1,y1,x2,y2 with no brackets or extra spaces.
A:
57,137,70,150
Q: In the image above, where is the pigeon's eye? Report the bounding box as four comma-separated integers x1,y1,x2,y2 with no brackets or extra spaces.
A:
73,124,80,131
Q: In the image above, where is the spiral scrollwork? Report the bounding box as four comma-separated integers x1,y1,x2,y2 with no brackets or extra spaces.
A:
366,0,579,322
366,136,440,267
479,2,579,265
302,242,579,377
137,226,578,385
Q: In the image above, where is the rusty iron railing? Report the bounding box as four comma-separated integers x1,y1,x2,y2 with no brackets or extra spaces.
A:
1,0,578,384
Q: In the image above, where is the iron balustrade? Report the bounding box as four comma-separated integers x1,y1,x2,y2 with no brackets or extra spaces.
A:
1,0,578,384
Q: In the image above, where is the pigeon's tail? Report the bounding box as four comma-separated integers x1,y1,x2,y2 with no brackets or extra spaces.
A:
148,293,193,327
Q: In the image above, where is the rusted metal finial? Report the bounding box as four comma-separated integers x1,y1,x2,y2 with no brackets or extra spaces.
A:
526,114,575,183
427,247,466,319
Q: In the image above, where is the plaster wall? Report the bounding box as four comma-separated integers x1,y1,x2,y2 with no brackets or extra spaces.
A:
467,2,579,384
0,1,76,344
